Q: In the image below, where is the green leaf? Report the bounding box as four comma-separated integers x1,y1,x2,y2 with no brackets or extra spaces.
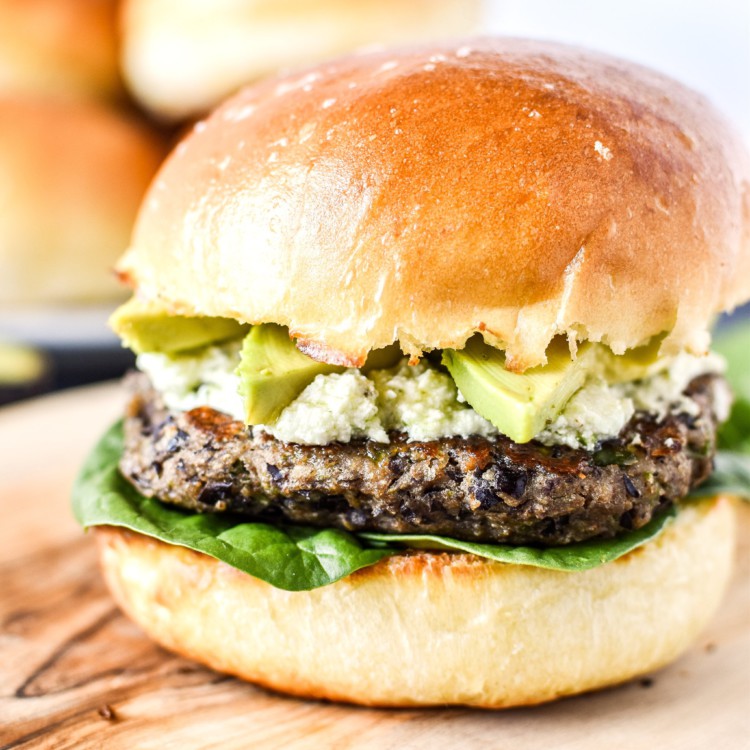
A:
360,508,676,572
714,321,750,454
717,398,750,453
705,320,750,501
690,451,750,502
714,320,750,404
73,422,681,587
72,421,394,592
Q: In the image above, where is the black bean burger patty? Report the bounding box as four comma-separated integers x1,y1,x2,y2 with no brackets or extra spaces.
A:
120,372,723,546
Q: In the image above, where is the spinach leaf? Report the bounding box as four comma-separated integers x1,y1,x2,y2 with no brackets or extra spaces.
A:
72,421,394,591
715,320,750,452
73,422,677,589
360,508,675,572
714,320,750,407
690,451,750,502
706,321,750,499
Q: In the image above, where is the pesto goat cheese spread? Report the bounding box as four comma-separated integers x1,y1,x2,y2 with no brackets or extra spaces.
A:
136,344,725,448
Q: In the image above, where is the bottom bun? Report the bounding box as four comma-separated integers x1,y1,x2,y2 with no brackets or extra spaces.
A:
95,498,735,708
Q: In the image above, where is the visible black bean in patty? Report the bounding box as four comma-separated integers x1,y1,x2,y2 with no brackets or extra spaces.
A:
119,372,723,546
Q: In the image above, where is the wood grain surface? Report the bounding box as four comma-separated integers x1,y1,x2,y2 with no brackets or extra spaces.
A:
1,383,749,749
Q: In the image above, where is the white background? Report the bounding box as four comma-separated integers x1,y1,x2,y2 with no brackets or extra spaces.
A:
482,0,750,146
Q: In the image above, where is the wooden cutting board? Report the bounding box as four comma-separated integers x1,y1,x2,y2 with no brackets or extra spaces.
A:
1,383,749,749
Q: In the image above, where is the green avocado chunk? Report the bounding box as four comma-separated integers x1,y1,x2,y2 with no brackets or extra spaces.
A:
111,297,248,354
442,336,596,443
599,335,666,383
361,343,404,372
237,324,345,425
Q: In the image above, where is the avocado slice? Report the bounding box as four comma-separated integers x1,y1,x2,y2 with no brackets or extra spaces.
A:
237,324,345,424
442,336,596,443
361,343,404,372
111,297,248,354
599,334,667,383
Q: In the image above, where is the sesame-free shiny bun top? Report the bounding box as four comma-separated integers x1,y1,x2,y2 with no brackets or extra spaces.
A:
116,38,750,370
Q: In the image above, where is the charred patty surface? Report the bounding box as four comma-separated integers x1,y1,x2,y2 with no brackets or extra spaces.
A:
120,372,722,546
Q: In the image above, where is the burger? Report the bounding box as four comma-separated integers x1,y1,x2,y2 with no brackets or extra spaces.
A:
73,38,750,708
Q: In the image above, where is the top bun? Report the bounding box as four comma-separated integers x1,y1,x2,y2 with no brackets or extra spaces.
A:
117,38,750,370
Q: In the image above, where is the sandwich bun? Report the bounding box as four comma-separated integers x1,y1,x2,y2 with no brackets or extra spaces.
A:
95,498,735,708
116,38,750,370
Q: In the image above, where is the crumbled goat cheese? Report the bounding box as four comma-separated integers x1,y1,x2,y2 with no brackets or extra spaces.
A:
537,351,725,450
370,361,498,442
262,362,497,444
135,344,725,448
536,379,636,450
258,370,388,444
625,351,725,419
137,342,244,419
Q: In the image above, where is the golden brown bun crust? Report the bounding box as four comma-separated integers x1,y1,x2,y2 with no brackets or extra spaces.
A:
95,498,734,708
120,0,479,121
118,38,750,369
0,0,120,100
0,97,165,305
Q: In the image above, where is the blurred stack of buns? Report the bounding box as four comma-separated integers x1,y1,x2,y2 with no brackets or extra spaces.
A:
0,0,477,400
0,0,165,397
0,0,120,100
0,98,164,306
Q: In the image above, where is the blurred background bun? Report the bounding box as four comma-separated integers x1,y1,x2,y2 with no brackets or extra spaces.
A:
0,0,121,101
120,0,480,121
0,97,165,306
